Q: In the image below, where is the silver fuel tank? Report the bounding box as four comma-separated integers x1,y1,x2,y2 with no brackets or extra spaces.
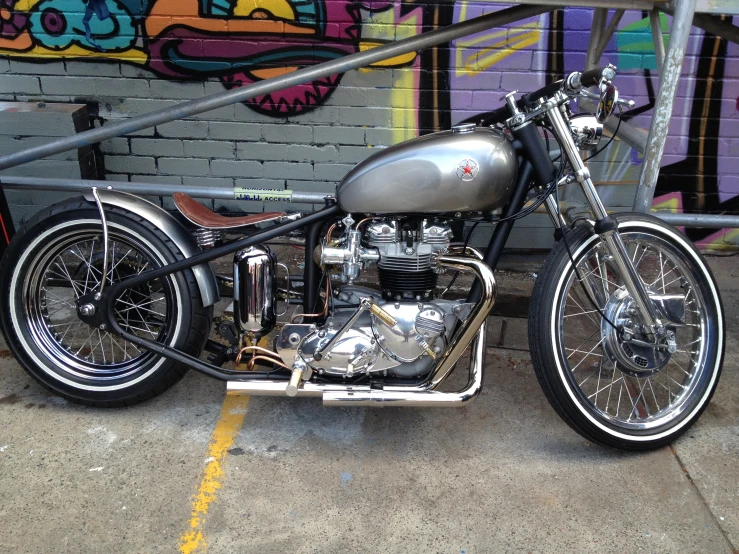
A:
337,125,518,214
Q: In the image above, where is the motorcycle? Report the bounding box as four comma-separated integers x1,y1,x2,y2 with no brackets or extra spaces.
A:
0,65,724,451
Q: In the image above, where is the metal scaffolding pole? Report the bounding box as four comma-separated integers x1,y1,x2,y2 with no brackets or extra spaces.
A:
586,8,610,70
649,8,667,72
0,176,329,204
633,0,698,212
657,212,739,228
0,3,551,172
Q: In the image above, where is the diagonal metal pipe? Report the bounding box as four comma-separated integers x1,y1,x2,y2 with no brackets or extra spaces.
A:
0,4,551,172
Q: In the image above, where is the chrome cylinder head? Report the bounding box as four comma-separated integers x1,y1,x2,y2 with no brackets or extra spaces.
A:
233,246,276,336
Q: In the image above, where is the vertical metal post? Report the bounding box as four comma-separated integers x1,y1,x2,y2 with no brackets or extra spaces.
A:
586,8,609,70
633,0,698,212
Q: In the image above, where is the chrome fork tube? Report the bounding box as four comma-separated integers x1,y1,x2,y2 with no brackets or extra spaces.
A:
544,195,566,229
546,104,661,331
546,104,607,219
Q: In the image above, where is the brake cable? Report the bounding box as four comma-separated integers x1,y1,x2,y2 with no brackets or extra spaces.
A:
583,105,623,162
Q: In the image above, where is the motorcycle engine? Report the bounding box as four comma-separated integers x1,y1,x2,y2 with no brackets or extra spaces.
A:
277,218,470,378
366,219,452,301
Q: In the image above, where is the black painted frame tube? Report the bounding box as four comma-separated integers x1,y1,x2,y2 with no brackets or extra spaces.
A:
104,204,341,302
467,160,535,304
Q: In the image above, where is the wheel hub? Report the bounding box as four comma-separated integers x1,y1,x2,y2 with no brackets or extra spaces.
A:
601,288,671,378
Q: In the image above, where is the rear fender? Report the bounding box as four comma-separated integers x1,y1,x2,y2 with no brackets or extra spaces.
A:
83,189,219,307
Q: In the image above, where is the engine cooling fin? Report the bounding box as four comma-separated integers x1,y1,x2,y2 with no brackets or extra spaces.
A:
379,269,437,300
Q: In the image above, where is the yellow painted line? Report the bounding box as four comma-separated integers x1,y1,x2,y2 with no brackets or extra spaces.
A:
179,334,274,552
179,393,250,553
180,337,269,554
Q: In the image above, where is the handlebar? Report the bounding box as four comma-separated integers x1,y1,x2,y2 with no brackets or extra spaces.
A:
521,80,564,106
578,67,609,88
456,65,626,128
523,66,616,108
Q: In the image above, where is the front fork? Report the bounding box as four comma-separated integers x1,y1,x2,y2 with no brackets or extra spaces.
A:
544,105,664,335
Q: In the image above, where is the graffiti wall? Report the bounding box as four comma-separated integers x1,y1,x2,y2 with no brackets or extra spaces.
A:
0,0,736,247
0,0,425,113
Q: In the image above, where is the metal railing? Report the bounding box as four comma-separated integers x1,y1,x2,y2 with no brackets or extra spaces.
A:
0,1,738,229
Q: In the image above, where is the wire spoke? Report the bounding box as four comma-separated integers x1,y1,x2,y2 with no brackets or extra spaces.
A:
566,293,602,327
564,308,600,319
558,232,708,428
565,347,603,357
30,231,171,372
588,375,623,402
570,338,604,373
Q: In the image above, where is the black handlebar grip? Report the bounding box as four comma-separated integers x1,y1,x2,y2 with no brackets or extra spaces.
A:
579,67,603,88
522,80,563,105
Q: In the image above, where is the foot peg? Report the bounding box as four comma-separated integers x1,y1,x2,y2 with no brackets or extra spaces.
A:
173,192,285,230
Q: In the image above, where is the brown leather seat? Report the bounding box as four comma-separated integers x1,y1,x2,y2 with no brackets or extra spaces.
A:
173,192,286,229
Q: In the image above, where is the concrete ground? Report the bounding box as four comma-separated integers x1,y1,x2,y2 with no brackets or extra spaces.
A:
1,255,738,553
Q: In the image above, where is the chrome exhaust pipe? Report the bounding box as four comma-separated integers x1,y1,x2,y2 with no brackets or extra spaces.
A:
424,255,495,389
227,380,366,397
321,320,486,407
226,321,487,405
227,254,495,406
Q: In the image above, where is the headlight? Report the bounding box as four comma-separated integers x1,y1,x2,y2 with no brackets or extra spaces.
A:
569,114,603,151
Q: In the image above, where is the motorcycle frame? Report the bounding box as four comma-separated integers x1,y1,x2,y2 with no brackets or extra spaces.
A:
74,154,536,384
78,89,660,385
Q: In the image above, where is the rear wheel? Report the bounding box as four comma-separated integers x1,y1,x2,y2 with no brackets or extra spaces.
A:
0,198,212,406
529,213,724,450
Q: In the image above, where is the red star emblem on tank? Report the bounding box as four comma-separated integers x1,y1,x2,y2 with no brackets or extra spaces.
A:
456,159,479,182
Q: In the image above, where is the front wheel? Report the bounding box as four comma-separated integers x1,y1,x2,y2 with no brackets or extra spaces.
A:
529,213,724,451
0,197,213,407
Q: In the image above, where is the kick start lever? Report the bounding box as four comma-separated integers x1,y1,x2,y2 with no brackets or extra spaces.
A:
286,298,396,396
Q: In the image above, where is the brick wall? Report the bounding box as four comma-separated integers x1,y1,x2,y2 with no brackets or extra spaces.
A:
0,1,737,248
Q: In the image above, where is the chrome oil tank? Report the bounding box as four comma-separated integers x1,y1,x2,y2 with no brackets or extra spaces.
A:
337,126,518,214
233,246,276,336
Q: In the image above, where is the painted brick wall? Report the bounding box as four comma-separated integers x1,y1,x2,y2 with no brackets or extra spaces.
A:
0,1,737,248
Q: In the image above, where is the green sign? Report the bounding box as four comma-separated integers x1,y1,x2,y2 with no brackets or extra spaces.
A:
233,188,293,202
